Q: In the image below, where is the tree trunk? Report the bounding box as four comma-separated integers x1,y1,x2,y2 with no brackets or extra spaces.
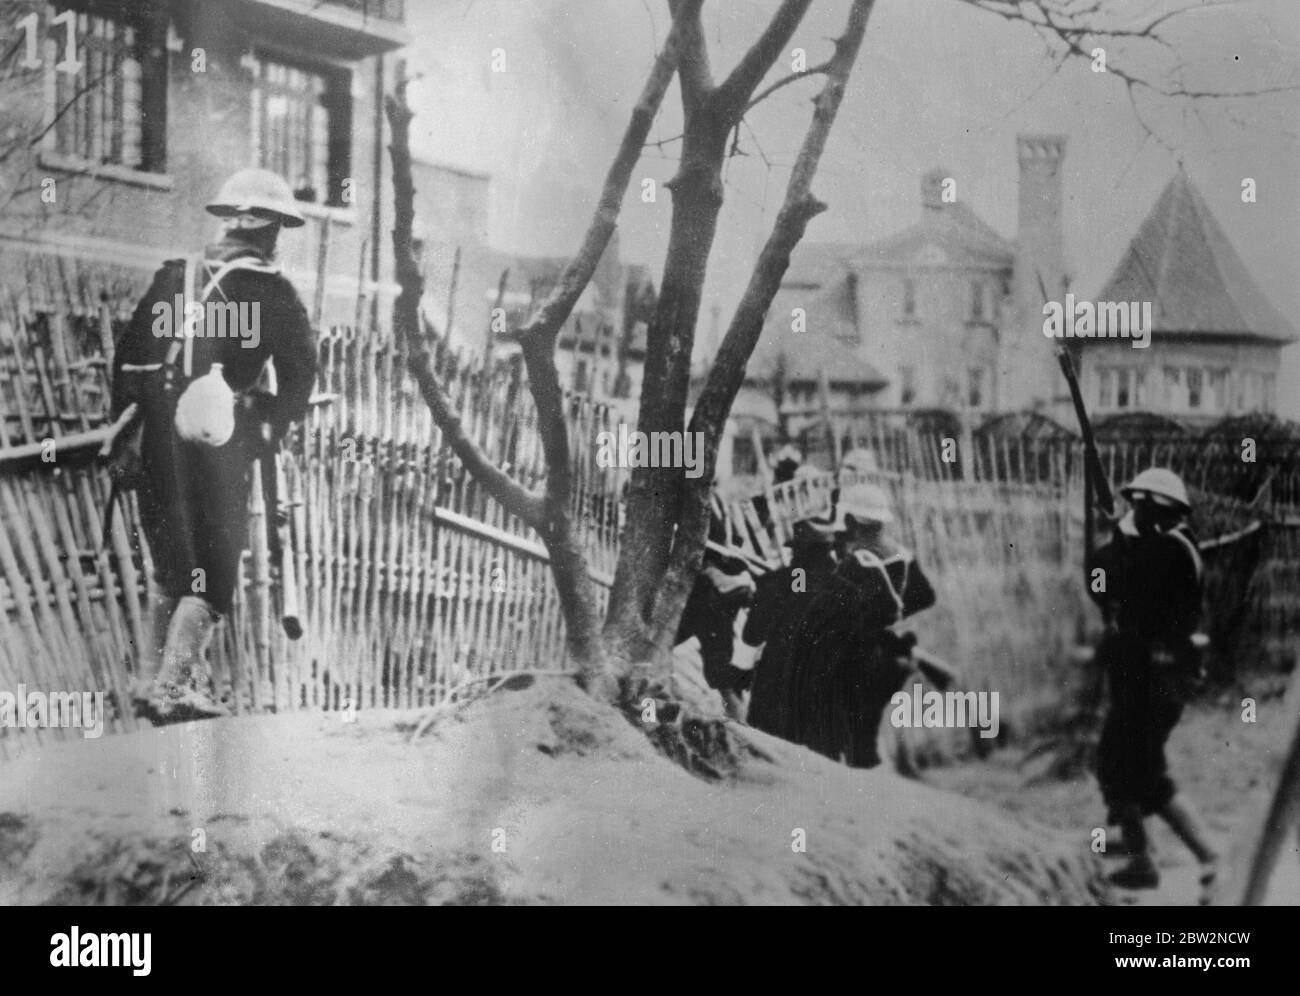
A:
603,97,731,663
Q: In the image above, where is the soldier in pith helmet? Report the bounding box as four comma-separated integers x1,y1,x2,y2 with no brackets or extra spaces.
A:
1089,467,1219,899
785,484,936,767
110,168,318,719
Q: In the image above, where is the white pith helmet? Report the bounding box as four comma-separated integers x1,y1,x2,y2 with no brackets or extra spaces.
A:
840,447,879,477
175,364,236,447
206,168,306,228
774,444,802,467
1120,467,1190,512
833,482,894,529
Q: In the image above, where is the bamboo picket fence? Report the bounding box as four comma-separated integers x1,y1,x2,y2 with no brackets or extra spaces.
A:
0,305,625,758
1,302,1296,759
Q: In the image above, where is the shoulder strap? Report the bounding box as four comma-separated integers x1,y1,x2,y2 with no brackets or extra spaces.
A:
201,256,280,302
1168,526,1204,584
849,548,906,614
162,255,198,375
170,255,280,379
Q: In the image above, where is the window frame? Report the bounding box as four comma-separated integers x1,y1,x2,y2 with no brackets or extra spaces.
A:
41,0,169,176
1098,368,1115,410
967,366,985,409
249,47,354,209
899,364,917,406
901,277,916,319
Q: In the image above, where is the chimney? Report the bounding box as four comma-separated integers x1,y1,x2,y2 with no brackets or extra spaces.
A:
921,167,950,211
1007,134,1067,409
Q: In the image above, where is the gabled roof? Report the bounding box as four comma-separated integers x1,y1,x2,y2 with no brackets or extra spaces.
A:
749,277,887,390
850,201,1013,270
1094,173,1296,343
781,242,859,289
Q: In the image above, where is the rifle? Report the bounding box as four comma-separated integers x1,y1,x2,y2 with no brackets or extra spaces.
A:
1036,271,1114,520
263,445,303,640
257,394,333,642
1037,272,1115,755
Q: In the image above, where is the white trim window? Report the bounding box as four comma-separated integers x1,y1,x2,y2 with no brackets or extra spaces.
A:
250,52,352,207
44,2,166,172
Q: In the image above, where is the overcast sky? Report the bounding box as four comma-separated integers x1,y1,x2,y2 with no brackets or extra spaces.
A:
404,0,1300,415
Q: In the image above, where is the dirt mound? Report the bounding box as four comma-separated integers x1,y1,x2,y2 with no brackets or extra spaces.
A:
0,678,1108,905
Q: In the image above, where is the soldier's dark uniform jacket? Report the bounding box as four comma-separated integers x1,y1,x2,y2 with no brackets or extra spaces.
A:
743,543,837,740
673,494,753,692
786,541,935,767
1088,519,1204,822
112,237,318,616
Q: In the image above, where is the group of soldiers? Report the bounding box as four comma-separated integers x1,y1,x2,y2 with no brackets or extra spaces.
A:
678,454,1218,899
675,449,936,768
109,166,1219,899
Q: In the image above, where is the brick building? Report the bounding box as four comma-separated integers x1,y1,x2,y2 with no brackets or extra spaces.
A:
0,0,408,326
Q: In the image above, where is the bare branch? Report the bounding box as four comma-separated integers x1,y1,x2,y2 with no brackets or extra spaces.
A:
384,83,545,528
714,0,816,116
669,0,712,107
745,59,833,112
515,0,690,350
653,0,879,644
962,0,1300,101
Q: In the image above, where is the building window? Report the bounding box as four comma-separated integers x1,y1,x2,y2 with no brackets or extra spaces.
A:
46,3,166,171
1098,368,1114,410
1240,371,1263,412
899,365,917,406
1164,367,1185,411
251,54,352,207
967,367,985,409
1116,369,1132,409
1208,369,1227,412
902,278,916,319
1097,367,1145,410
1186,368,1203,410
970,280,984,321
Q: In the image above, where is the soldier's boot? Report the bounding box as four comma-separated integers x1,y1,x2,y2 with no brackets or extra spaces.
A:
133,587,177,705
1109,810,1159,890
1158,796,1219,904
150,596,227,718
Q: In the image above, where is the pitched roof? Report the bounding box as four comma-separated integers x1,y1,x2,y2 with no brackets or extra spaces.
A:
850,200,1014,269
1094,173,1296,343
750,276,888,390
781,241,859,289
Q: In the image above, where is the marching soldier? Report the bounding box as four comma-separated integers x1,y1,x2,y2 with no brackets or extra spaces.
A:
744,514,837,740
786,484,936,767
109,168,318,719
673,490,756,721
1088,468,1219,897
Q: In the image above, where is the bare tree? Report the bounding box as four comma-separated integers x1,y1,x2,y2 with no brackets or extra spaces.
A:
387,0,1294,704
